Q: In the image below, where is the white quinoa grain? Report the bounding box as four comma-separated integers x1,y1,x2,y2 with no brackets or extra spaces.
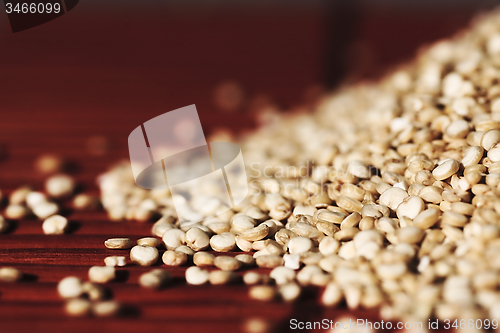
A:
255,255,284,268
418,186,443,204
244,206,268,222
34,154,65,174
88,266,115,283
315,209,346,224
193,252,215,267
442,73,464,97
107,206,126,221
462,146,484,167
92,301,121,317
283,254,301,270
209,270,238,285
353,229,384,250
296,265,323,286
488,146,500,162
174,245,195,256
396,195,425,220
139,269,172,289
251,240,267,251
356,241,381,260
234,235,252,252
417,256,431,273
5,205,29,220
185,266,209,285
42,214,68,235
243,317,271,333
32,202,59,219
57,276,84,298
231,214,256,234
292,205,316,217
318,237,340,256
214,256,242,271
137,237,161,248
65,298,91,317
207,221,231,235
451,96,475,115
104,238,133,250
239,224,269,242
81,282,106,301
130,245,159,266
397,226,425,244
336,195,362,213
413,208,441,229
375,217,398,234
162,250,187,266
341,212,362,229
26,191,47,208
279,282,301,302
64,298,92,317
347,160,370,178
45,174,75,198
450,202,474,215
441,225,464,242
338,241,357,260
322,282,343,306
287,236,313,254
358,216,375,231
441,211,468,227
445,119,469,138
151,220,174,238
104,256,127,267
270,266,295,285
249,285,276,301
9,186,31,205
162,229,186,250
334,227,359,242
379,187,408,210
243,271,264,286
185,227,210,251
0,267,22,282
73,194,100,211
432,159,460,180
344,283,362,309
492,97,500,112
210,232,236,252
481,130,500,151
488,33,500,55
235,254,255,266
376,262,407,280
301,252,323,266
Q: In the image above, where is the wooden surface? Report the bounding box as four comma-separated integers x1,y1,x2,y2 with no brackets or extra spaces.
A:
0,2,498,332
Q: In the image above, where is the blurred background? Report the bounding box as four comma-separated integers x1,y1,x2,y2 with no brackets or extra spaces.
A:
1,2,500,332
0,0,499,188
